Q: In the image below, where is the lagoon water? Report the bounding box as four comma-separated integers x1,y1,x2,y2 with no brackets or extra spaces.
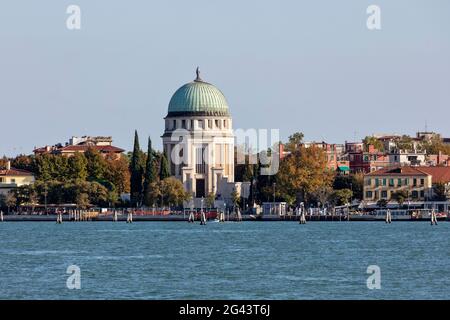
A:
0,221,448,299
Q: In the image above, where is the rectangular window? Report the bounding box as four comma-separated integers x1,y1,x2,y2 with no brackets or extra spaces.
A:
215,119,220,128
420,179,424,186
181,120,186,129
366,179,371,186
405,178,409,185
172,120,176,129
420,190,425,198
389,179,394,187
375,178,379,187
381,191,388,198
398,178,402,186
413,178,417,187
208,120,212,129
366,191,373,198
382,179,387,186
412,191,419,198
196,146,206,174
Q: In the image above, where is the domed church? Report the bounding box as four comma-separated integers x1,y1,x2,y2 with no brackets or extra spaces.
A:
162,68,246,206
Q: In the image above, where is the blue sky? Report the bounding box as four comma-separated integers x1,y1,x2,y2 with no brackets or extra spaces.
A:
0,0,449,156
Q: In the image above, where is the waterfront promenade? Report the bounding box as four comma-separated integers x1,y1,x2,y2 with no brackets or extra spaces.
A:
1,213,448,222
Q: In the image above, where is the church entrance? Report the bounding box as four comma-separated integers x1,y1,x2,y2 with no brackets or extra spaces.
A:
196,179,205,198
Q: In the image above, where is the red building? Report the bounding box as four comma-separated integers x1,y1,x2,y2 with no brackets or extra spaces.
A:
346,143,389,174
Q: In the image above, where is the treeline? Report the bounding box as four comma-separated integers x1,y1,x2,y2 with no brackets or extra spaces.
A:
1,148,130,208
0,131,190,209
129,131,189,208
235,132,363,208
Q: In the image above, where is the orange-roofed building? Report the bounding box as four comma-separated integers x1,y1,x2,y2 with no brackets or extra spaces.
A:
33,136,124,159
0,161,35,196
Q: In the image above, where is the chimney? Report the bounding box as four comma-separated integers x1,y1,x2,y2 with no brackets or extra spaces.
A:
6,161,11,170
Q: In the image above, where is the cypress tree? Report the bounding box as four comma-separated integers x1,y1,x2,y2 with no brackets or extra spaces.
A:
130,130,143,207
143,137,156,206
159,153,170,181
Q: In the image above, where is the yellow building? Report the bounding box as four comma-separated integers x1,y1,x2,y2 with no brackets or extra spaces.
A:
363,167,433,202
0,162,35,196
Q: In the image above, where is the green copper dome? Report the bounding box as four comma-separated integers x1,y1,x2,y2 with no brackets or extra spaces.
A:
167,69,230,117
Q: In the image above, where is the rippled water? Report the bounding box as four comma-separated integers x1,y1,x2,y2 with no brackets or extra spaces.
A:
0,222,448,299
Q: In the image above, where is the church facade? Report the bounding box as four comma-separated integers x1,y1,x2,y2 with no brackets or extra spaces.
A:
162,69,246,205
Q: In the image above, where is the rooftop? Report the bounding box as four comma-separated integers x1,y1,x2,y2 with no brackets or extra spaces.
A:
0,167,34,177
366,166,429,177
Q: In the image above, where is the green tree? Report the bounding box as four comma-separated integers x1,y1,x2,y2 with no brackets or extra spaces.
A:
159,177,189,206
231,188,240,209
87,181,109,206
13,185,37,207
12,155,36,173
75,193,90,209
35,154,69,181
433,183,448,201
363,136,384,152
67,152,88,181
332,189,353,206
276,145,334,205
391,190,408,206
106,190,119,208
5,192,17,213
104,154,130,194
206,192,216,209
312,185,334,207
159,153,170,181
130,130,144,207
397,135,414,151
421,137,450,155
143,137,157,206
285,132,304,152
84,148,107,181
333,173,364,200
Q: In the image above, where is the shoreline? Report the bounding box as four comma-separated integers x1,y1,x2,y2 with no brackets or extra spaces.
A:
0,214,448,222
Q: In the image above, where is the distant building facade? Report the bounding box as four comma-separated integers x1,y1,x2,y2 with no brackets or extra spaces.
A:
363,166,450,202
347,143,389,174
34,136,124,159
388,150,426,166
0,161,35,196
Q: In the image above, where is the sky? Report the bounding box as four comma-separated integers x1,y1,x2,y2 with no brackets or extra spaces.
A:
0,0,449,156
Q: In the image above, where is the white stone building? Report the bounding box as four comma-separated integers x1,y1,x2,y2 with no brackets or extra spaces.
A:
162,69,248,207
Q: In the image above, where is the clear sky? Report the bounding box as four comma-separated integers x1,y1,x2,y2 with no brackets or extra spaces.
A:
0,0,449,156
